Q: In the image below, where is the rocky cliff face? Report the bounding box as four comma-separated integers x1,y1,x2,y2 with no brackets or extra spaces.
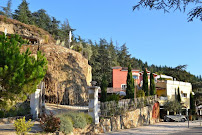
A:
0,15,55,44
21,45,92,105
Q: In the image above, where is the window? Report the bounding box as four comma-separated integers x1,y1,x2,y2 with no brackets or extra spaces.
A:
181,93,187,98
121,84,127,90
133,75,138,79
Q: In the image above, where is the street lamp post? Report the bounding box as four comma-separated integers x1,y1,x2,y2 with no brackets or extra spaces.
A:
186,107,189,128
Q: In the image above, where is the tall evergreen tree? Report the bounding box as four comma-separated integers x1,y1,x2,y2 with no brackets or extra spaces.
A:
32,9,52,31
59,19,74,47
150,72,156,95
177,87,181,102
143,68,149,96
100,74,108,102
108,39,119,66
0,0,12,18
126,64,134,98
49,17,60,38
175,88,177,100
13,0,33,24
190,92,195,115
117,44,131,67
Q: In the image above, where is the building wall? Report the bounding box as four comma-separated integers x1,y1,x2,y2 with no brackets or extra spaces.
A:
157,80,192,109
156,89,167,97
112,67,157,89
112,67,140,89
166,80,192,109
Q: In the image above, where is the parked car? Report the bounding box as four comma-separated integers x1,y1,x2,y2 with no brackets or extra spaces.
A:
164,115,187,122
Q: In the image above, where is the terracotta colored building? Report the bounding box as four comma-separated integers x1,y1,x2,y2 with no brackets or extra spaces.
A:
112,66,157,90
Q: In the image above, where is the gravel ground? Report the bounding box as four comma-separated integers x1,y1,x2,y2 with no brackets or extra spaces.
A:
103,121,202,135
0,121,42,135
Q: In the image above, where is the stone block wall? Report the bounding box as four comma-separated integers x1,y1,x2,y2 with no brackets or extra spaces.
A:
99,103,159,133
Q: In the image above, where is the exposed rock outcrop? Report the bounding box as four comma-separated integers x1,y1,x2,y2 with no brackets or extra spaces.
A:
0,15,55,44
21,45,92,105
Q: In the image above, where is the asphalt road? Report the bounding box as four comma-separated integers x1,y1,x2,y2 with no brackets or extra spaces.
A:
104,121,202,135
169,126,202,135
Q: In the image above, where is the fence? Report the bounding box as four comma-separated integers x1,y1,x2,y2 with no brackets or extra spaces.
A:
100,95,157,117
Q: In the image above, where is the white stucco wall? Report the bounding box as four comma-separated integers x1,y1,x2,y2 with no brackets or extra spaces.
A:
166,80,192,109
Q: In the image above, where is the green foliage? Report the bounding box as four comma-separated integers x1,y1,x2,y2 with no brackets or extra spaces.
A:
58,115,73,134
143,68,149,96
72,44,82,53
0,0,12,18
150,65,199,84
0,110,4,118
67,112,87,129
117,44,131,67
177,87,181,102
137,90,145,97
13,0,33,24
0,34,47,109
32,9,52,32
126,64,135,98
107,94,119,102
133,0,201,22
40,112,60,133
100,74,108,102
89,39,117,86
190,92,195,115
150,72,156,95
79,112,93,125
2,101,30,118
164,100,182,113
57,112,91,132
14,116,34,135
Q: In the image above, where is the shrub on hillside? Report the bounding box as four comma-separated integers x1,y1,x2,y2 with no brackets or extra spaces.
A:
40,112,60,133
58,115,73,134
0,110,4,118
107,94,119,102
80,112,93,125
137,90,145,97
67,112,87,129
5,101,31,117
14,116,34,135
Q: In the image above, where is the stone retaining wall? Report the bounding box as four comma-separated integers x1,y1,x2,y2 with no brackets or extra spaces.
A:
98,104,159,133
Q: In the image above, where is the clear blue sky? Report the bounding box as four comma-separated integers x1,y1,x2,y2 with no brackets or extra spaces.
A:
1,0,202,76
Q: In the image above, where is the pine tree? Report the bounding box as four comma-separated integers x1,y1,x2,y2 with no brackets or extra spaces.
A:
0,0,12,18
117,44,131,67
100,74,108,102
13,0,33,24
49,17,60,38
143,68,149,96
150,72,156,95
177,87,181,102
0,33,47,109
126,64,134,98
59,19,72,47
32,9,52,31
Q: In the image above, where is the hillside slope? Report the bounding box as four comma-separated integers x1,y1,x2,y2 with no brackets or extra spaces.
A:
21,45,92,105
0,15,55,44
